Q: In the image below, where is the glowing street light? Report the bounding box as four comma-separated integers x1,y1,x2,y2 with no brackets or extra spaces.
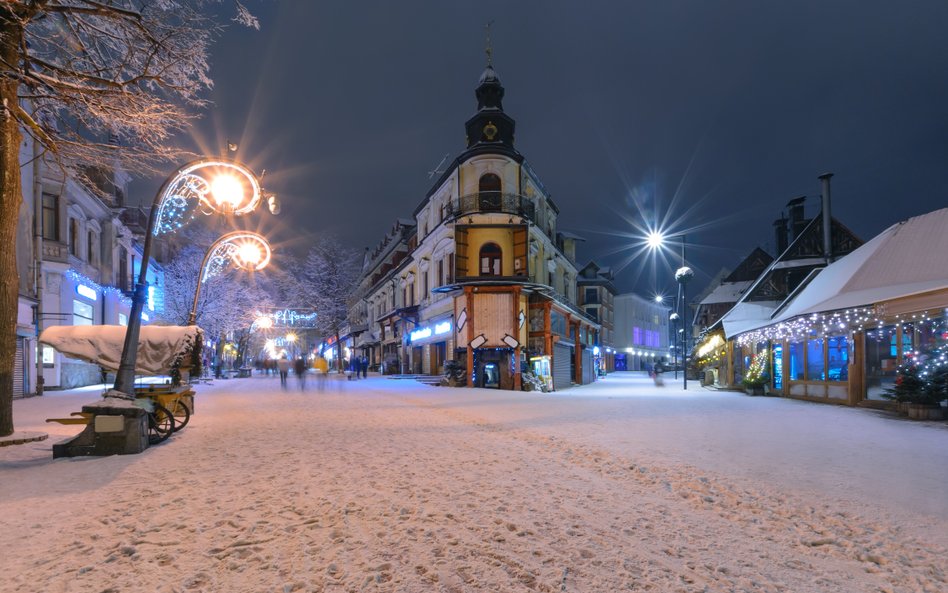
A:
113,158,275,398
646,230,665,250
188,231,272,325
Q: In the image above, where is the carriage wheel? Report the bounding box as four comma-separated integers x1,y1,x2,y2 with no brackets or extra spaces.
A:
148,403,175,445
169,398,191,432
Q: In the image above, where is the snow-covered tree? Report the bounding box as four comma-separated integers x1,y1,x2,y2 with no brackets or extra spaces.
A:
159,234,275,351
292,237,361,371
0,1,257,436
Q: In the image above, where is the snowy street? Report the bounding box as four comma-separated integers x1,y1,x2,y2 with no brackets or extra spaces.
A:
2,372,946,592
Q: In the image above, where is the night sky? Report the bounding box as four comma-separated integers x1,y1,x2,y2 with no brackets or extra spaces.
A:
142,0,948,296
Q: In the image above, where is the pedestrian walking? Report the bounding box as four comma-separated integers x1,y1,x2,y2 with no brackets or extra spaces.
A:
294,357,307,390
313,355,329,391
360,354,368,378
277,354,290,388
653,359,665,387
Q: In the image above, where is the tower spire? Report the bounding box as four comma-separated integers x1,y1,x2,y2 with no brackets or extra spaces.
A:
485,20,494,67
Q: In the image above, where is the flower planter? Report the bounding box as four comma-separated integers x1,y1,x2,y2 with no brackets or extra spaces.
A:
745,385,765,396
906,403,947,421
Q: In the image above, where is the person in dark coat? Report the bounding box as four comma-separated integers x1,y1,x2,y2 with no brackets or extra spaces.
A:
294,357,306,390
360,354,368,378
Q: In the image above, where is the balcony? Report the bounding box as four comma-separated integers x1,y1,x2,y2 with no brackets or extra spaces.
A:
451,192,535,223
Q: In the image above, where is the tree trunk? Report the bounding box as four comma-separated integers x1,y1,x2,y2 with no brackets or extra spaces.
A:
335,331,343,373
0,21,24,436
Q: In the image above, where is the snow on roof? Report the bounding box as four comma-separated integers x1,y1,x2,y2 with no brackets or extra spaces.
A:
721,301,782,339
699,281,752,305
40,325,202,375
770,207,948,323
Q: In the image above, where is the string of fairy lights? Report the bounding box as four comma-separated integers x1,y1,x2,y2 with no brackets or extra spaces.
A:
734,307,945,347
64,268,132,307
153,173,220,235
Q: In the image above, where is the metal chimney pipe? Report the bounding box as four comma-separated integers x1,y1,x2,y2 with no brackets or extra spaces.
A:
819,173,833,263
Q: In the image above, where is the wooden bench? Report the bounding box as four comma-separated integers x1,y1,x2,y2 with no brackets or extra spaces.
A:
46,411,93,425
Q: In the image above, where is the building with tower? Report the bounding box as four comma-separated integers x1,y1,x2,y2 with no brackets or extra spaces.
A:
349,61,600,390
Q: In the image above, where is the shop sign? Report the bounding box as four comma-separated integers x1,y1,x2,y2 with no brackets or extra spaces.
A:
411,320,452,342
76,284,97,301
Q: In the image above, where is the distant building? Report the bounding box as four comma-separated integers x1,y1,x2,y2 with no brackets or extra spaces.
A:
612,293,670,371
577,262,617,372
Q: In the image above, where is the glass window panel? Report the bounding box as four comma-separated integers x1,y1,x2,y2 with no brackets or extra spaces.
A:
865,325,898,400
73,299,93,326
788,341,805,380
826,335,848,381
806,338,825,381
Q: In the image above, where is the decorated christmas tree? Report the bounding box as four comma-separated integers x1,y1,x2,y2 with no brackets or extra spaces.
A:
742,348,769,388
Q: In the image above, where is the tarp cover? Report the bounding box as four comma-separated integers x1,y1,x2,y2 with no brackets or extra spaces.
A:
40,325,202,375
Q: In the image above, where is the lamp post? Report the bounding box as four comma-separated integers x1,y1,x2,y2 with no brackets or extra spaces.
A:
188,231,272,325
674,235,694,390
111,158,273,398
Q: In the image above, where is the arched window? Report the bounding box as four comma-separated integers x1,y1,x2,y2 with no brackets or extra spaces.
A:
479,242,502,276
478,173,502,211
69,219,80,256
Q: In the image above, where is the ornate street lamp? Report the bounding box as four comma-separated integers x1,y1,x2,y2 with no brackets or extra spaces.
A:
111,158,275,398
187,231,272,325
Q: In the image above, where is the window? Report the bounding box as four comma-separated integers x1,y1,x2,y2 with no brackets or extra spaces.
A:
585,288,598,304
788,341,805,380
438,259,444,287
42,345,56,366
423,270,429,296
42,193,59,241
118,313,128,326
478,173,502,210
826,335,849,381
117,247,129,290
806,337,825,381
69,219,80,256
87,231,96,264
479,243,502,276
73,299,94,326
447,253,455,283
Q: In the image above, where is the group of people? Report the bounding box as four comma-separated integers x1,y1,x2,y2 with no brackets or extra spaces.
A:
349,354,369,379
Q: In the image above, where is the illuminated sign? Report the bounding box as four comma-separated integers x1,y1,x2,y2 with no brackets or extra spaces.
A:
411,327,431,341
147,285,156,311
410,320,453,342
76,284,97,301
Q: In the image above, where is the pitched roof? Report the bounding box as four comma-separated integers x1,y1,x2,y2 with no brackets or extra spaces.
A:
771,207,948,322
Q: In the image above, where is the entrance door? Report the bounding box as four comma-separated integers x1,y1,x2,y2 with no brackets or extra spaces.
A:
430,342,446,375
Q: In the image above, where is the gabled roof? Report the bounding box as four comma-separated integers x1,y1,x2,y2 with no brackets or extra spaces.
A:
699,280,753,306
719,212,862,338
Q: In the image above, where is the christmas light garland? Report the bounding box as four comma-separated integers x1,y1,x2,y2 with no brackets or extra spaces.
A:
64,268,132,308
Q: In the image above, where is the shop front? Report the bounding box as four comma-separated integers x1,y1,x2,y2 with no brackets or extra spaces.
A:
408,317,455,375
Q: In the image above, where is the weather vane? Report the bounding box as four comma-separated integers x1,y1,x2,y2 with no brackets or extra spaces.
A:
485,20,495,67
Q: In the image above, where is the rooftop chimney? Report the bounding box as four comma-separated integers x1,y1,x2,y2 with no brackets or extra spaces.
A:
773,216,788,255
819,173,833,262
786,196,807,240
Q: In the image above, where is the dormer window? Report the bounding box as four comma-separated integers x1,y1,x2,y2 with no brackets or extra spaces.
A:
479,242,502,276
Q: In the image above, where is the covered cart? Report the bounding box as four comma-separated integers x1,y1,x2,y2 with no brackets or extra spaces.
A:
40,325,203,451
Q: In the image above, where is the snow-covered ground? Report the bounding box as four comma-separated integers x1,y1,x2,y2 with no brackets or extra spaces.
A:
2,372,946,592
